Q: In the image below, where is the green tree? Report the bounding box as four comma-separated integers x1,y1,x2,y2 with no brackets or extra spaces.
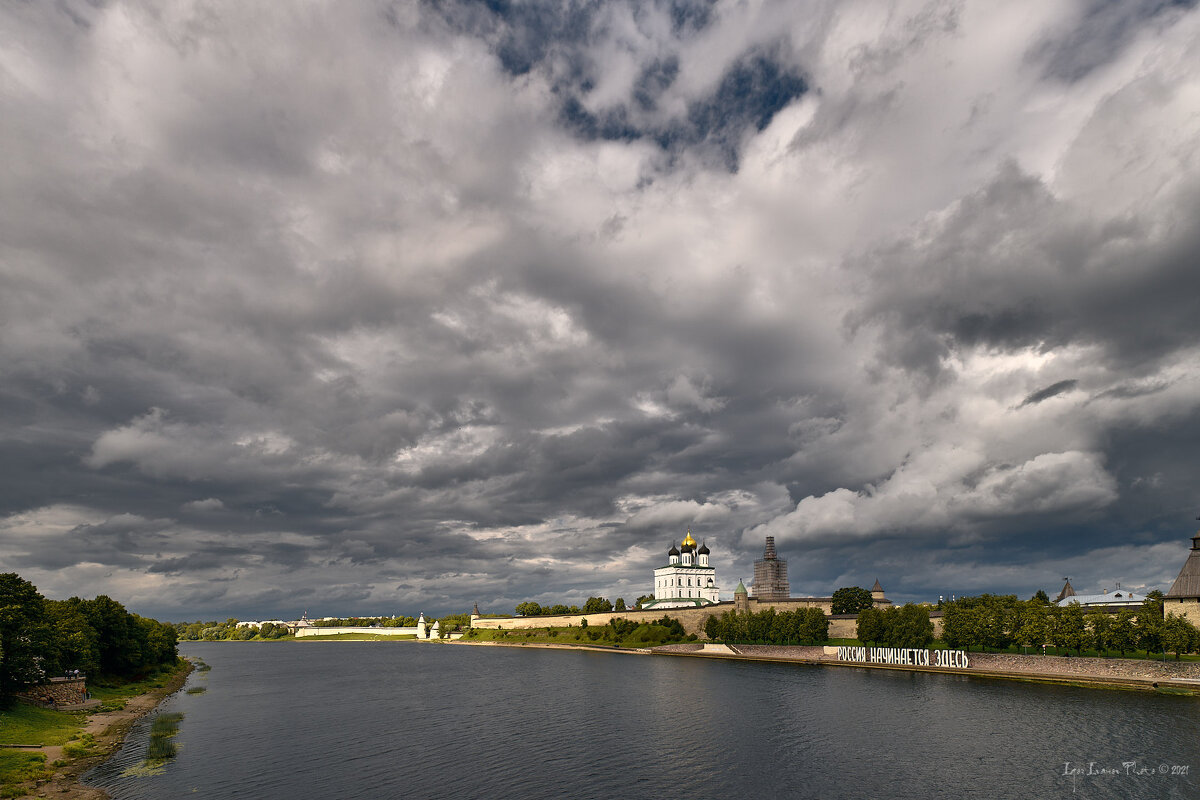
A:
856,606,883,645
831,587,874,615
1161,614,1197,660
46,599,100,675
1109,610,1136,657
1085,610,1112,655
940,602,979,651
1137,596,1165,655
799,608,830,643
582,597,613,614
515,602,542,617
634,595,654,610
1015,601,1048,653
1031,589,1050,605
0,573,54,696
887,604,934,648
614,598,626,612
1058,603,1087,655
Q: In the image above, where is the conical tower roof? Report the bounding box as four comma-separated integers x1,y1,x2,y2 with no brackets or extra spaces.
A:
734,579,747,595
1054,579,1076,604
1165,533,1200,599
872,579,884,592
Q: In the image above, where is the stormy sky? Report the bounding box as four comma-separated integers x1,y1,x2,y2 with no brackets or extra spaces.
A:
3,0,1199,621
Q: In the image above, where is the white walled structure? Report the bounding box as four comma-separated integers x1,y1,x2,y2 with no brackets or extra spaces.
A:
643,530,720,610
292,611,444,639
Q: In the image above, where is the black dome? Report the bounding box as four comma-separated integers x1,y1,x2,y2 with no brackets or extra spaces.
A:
668,544,680,556
698,541,710,555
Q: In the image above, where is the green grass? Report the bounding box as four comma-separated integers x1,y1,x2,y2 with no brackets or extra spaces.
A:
0,704,83,747
88,660,188,710
184,687,206,695
0,703,93,793
0,751,49,797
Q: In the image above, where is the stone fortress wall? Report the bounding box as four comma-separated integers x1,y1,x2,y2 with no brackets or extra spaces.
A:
472,599,943,640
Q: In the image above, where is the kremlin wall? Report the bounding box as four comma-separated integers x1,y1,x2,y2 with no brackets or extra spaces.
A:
470,534,902,638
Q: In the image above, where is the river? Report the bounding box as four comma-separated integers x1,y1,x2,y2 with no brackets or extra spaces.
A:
85,641,1200,799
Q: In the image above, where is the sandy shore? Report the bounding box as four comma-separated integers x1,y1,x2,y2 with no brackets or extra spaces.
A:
24,660,194,800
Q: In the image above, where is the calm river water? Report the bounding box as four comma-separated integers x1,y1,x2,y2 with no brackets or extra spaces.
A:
86,642,1199,799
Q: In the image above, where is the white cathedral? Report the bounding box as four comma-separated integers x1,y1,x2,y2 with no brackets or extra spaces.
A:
641,530,721,611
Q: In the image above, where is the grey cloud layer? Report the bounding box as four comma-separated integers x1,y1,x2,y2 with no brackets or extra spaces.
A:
2,0,1198,619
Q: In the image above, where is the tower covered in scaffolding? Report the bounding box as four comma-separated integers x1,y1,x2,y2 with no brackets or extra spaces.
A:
751,536,790,601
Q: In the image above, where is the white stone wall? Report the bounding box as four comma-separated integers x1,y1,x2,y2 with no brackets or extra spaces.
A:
294,626,421,638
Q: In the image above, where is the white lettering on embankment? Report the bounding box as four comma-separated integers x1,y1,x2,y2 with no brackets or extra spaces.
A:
836,647,970,669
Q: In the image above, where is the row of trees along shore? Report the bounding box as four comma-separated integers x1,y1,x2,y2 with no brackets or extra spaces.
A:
0,573,179,701
937,592,1200,658
704,607,832,644
514,596,655,616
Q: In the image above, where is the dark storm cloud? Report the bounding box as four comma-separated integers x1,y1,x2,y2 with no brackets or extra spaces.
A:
1019,380,1078,408
2,0,1199,619
852,164,1200,373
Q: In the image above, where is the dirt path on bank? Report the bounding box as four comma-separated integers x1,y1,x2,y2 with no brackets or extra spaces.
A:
25,662,193,800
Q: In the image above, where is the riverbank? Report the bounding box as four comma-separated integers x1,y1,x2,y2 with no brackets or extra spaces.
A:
12,660,193,800
452,638,1200,694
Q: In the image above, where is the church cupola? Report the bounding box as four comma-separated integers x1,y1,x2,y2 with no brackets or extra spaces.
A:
668,542,680,565
698,540,710,567
681,529,696,565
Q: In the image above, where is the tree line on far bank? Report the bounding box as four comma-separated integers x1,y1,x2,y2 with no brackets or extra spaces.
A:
937,592,1200,658
173,612,476,641
514,595,655,617
0,573,179,701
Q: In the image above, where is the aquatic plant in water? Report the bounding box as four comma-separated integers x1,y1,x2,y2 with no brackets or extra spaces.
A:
145,712,184,765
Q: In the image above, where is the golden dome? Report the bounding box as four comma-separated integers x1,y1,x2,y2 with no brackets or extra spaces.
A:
681,529,697,549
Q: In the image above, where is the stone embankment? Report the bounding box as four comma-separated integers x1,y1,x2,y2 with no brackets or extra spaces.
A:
650,644,1200,691
964,652,1200,681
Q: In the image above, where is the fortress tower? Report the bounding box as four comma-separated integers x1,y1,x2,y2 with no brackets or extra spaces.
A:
1165,525,1200,627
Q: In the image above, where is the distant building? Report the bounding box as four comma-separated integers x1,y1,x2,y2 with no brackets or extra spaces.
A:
751,536,790,601
642,529,721,610
1165,528,1200,627
1055,587,1147,608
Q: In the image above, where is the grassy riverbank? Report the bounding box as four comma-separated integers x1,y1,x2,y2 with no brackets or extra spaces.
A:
0,659,192,798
